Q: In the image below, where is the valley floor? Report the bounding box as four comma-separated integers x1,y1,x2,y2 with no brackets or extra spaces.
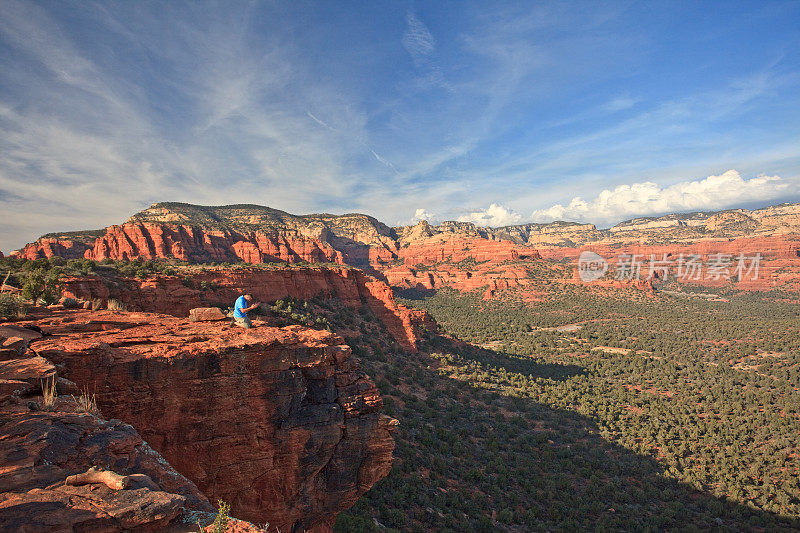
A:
335,285,800,532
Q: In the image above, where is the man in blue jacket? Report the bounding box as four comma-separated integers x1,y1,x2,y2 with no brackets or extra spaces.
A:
233,293,260,328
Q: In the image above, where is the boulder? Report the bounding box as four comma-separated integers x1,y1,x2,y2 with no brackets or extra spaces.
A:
1,336,27,356
188,307,226,322
0,399,214,531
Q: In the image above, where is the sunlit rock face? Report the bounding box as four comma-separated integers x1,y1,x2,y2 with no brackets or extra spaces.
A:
35,309,397,531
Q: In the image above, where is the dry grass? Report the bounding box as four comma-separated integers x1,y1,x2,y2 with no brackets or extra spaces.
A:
73,385,99,413
107,298,126,311
40,375,57,409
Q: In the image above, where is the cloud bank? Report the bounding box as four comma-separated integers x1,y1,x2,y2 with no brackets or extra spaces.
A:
458,204,524,227
529,170,793,225
410,208,436,224
413,170,797,229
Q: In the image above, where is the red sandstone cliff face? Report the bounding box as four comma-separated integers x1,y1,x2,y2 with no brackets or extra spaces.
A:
16,222,346,265
32,309,395,532
0,315,218,531
16,217,534,274
16,237,93,260
393,236,537,267
377,235,542,299
13,203,800,300
543,236,800,291
59,266,436,352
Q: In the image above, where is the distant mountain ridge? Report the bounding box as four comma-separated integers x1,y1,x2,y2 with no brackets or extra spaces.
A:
11,201,800,265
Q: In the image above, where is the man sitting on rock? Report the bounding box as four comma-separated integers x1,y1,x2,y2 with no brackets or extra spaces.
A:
233,293,260,328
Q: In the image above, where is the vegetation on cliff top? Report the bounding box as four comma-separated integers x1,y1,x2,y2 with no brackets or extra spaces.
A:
127,201,397,238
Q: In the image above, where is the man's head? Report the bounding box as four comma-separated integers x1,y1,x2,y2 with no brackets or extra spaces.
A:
244,294,253,302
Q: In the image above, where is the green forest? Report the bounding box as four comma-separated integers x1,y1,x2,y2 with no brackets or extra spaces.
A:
330,285,800,531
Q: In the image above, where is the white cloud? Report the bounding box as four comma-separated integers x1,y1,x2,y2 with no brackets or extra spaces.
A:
458,203,523,227
531,170,795,225
402,11,435,59
410,208,436,224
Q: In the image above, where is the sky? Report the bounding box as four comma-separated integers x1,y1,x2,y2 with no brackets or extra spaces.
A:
1,0,800,251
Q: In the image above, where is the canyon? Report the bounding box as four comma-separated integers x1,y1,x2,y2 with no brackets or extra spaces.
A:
12,202,800,297
3,200,800,532
1,260,439,531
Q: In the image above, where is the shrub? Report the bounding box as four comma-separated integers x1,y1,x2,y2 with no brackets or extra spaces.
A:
22,267,62,305
210,500,230,533
199,280,218,291
62,297,80,309
0,293,22,318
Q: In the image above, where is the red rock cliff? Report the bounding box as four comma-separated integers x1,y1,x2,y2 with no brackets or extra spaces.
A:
60,266,436,352
34,310,397,532
18,222,346,265
0,315,218,531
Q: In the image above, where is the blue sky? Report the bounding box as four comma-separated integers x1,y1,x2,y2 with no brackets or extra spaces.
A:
1,1,799,251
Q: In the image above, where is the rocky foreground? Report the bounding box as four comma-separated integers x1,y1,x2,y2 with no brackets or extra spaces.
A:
0,307,397,532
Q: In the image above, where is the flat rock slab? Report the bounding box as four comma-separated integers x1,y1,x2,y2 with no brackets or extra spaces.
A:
0,324,43,343
0,356,55,383
0,484,186,531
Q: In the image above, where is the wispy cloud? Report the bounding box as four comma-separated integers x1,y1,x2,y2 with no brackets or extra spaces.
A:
0,1,399,250
306,111,334,130
402,11,436,60
602,95,640,112
0,2,798,251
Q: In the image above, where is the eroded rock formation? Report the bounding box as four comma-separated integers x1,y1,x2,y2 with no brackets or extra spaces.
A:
31,309,396,531
59,266,435,351
9,201,800,300
2,305,398,531
0,318,216,531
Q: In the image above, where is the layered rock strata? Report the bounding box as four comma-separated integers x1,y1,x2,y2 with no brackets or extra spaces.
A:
2,308,397,532
0,319,216,532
